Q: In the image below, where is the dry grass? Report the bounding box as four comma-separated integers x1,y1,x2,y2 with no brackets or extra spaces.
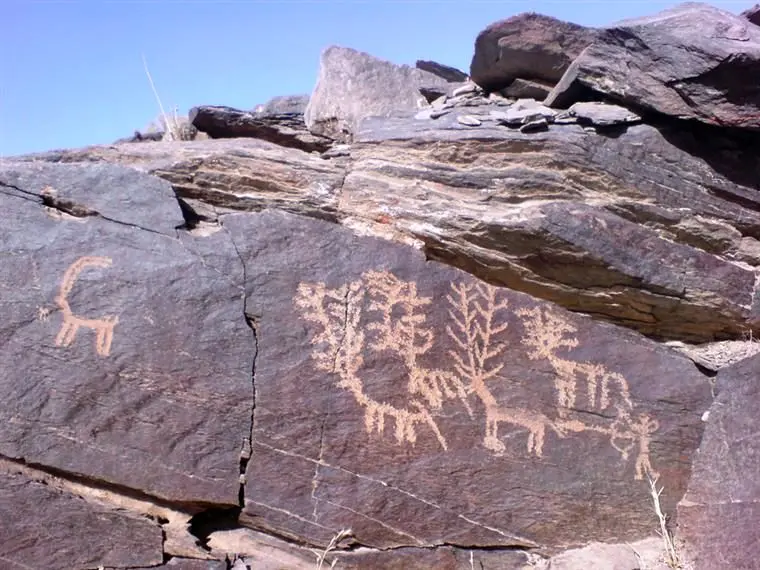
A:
314,528,353,570
648,475,693,570
141,54,183,141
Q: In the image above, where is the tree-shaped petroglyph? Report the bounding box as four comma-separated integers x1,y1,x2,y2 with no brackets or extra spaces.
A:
55,256,119,357
295,271,471,451
294,271,659,480
446,282,570,457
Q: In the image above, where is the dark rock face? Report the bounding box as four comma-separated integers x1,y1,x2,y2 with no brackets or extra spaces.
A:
741,3,760,25
305,46,448,141
415,59,469,82
190,105,332,153
224,210,710,551
677,353,760,570
0,470,163,569
546,3,760,131
470,13,598,92
0,161,253,506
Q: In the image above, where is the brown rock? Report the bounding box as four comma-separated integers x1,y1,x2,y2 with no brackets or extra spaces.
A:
190,105,332,153
0,471,162,569
546,4,760,131
0,161,252,505
470,13,598,92
677,353,760,570
304,46,448,142
741,3,760,26
224,210,710,551
500,77,553,100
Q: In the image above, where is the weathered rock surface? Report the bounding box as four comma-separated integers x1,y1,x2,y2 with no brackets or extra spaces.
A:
252,93,309,115
0,470,163,570
566,101,641,126
304,46,448,141
348,113,760,341
189,105,332,153
742,3,760,25
16,109,760,343
546,3,760,131
677,352,760,570
470,13,598,92
501,77,554,100
223,210,709,551
0,161,252,505
134,560,226,570
415,59,469,82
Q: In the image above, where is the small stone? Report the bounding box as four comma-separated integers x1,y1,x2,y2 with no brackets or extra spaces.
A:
457,115,482,127
520,118,549,132
430,109,451,119
452,82,481,97
569,102,641,126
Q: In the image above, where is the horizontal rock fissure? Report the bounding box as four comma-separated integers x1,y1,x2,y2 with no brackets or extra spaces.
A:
0,453,223,514
0,178,174,237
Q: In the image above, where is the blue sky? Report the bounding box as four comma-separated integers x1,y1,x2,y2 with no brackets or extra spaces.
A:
2,0,755,156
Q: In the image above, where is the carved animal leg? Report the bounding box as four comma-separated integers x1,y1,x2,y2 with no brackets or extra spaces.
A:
95,320,117,356
55,321,78,348
484,417,505,454
529,425,546,457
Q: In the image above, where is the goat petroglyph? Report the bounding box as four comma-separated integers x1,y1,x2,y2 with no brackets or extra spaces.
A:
295,271,659,480
55,256,119,357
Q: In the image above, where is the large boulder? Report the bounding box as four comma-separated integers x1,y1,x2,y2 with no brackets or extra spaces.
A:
0,161,253,506
304,46,449,142
677,353,760,570
189,105,332,153
546,3,760,131
225,210,711,551
469,13,598,92
742,3,760,26
415,59,469,82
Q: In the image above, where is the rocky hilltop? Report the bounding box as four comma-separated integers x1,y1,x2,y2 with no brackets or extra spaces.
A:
1,3,759,569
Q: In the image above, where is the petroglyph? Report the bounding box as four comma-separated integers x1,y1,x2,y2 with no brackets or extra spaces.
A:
294,271,659,480
55,256,118,357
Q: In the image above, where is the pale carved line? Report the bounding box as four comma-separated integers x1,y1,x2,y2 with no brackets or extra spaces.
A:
446,282,568,457
295,271,472,452
517,306,659,480
295,271,660,481
54,256,118,357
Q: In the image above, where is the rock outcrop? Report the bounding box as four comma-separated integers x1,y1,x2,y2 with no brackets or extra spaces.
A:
415,59,469,82
546,3,760,131
742,3,760,25
469,13,598,92
304,46,449,141
3,2,760,568
189,104,332,153
677,353,760,570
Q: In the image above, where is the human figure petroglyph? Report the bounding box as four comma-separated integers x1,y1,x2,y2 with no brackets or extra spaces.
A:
516,305,657,479
55,256,118,357
295,271,659,480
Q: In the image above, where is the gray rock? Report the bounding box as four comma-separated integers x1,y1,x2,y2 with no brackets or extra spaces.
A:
520,117,549,132
190,105,332,153
501,77,554,100
568,102,641,126
741,3,760,26
0,161,252,505
546,3,760,131
252,94,309,116
0,471,163,569
457,114,482,126
304,46,448,142
678,353,760,570
415,59,469,83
